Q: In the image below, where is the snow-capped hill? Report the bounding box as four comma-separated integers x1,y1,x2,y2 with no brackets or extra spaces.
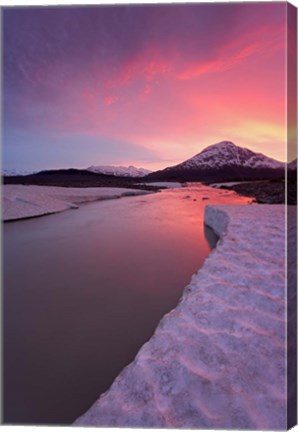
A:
175,141,284,170
146,141,285,182
3,169,36,176
87,165,151,177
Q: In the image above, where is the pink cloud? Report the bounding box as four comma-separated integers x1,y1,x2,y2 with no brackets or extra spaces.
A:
177,43,261,80
11,7,288,168
177,24,284,81
104,95,119,105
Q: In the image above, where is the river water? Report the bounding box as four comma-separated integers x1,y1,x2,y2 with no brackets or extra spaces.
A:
3,184,250,425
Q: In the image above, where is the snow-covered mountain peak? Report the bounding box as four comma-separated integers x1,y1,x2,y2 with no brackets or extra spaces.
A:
87,165,152,177
174,141,284,171
146,141,286,182
201,140,238,153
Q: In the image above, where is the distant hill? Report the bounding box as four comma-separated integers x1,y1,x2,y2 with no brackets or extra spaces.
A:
87,165,151,177
2,168,157,191
3,169,37,176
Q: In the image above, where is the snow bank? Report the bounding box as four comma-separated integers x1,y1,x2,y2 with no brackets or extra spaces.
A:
74,204,288,430
2,185,152,221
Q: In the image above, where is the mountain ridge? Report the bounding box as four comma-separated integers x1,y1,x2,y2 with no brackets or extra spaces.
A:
87,165,151,177
3,142,296,181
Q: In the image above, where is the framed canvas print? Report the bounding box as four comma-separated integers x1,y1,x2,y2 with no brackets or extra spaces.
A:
1,1,297,430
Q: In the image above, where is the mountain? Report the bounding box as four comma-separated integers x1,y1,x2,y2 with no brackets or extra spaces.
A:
2,168,158,189
145,141,286,182
288,159,297,171
2,168,122,188
3,165,152,179
87,165,151,177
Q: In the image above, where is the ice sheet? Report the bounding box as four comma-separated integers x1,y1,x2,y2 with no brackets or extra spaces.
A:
2,185,152,221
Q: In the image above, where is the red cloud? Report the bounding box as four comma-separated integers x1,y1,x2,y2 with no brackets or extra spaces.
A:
177,23,284,81
177,43,262,80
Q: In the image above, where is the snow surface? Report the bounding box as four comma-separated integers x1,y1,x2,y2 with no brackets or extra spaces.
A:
87,165,151,177
173,141,285,171
2,185,152,221
74,204,288,430
2,169,37,176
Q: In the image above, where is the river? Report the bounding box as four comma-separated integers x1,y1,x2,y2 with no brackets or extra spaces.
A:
3,184,250,425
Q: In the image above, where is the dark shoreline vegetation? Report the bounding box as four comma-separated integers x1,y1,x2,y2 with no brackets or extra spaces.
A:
3,168,297,205
209,178,297,205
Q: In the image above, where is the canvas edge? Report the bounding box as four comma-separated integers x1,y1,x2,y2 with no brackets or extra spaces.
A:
286,2,297,430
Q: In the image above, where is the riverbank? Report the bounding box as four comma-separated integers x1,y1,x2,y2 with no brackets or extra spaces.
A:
209,178,296,205
75,204,288,430
2,185,154,221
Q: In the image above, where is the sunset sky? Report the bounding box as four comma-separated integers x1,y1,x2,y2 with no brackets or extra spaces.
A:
2,3,294,171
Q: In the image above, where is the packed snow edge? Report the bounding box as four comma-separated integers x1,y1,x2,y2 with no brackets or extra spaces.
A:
2,185,153,221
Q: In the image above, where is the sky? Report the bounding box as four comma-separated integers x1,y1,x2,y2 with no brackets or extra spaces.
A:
2,2,296,171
